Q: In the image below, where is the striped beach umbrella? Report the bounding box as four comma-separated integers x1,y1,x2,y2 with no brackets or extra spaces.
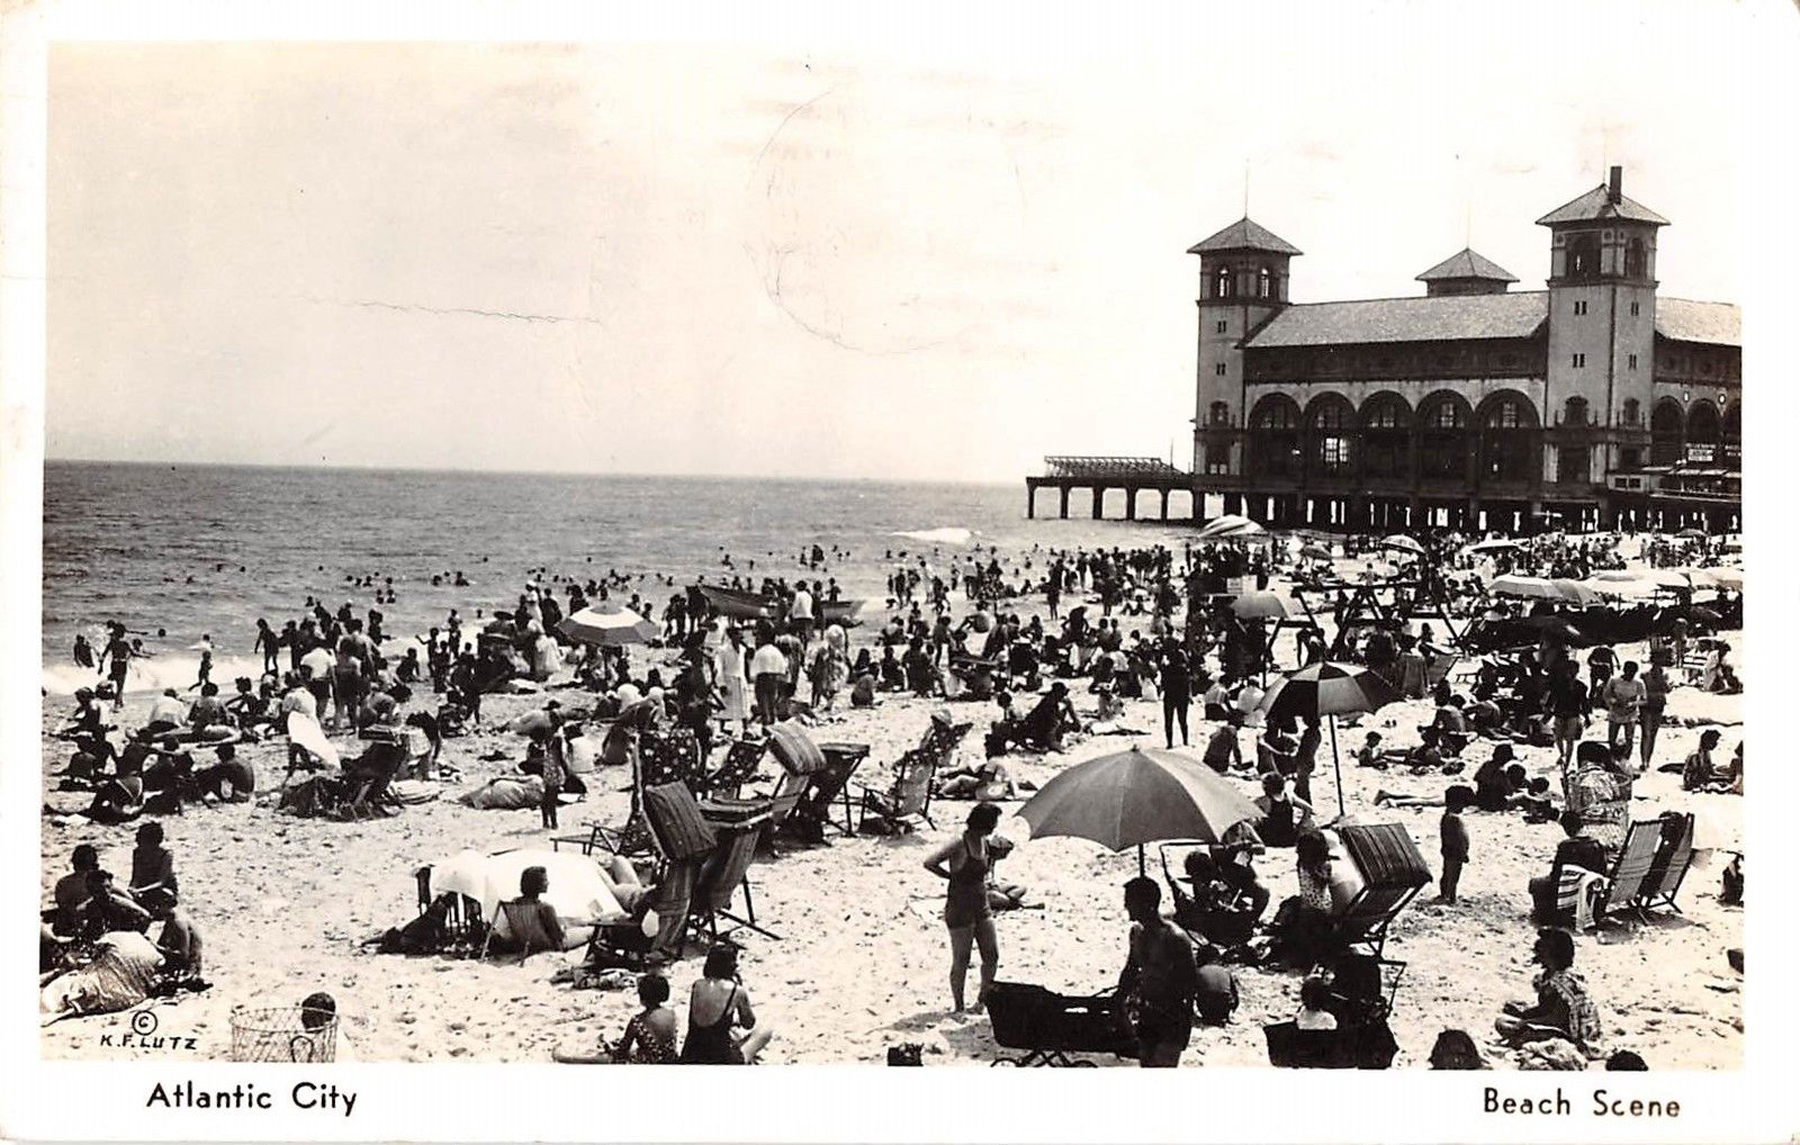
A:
1196,514,1266,541
1258,661,1403,816
1016,745,1263,875
556,604,658,647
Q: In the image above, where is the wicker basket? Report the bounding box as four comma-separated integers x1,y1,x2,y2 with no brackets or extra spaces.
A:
229,1005,338,1063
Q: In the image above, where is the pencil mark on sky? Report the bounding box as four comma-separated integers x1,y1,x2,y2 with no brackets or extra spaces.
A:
745,86,836,191
301,295,604,326
750,244,965,358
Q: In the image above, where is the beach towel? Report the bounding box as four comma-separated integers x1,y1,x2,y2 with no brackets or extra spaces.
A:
1558,868,1607,931
40,931,161,1019
457,775,545,810
286,711,340,770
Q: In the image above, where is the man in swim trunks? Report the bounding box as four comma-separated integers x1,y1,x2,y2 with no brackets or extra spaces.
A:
1118,876,1197,1067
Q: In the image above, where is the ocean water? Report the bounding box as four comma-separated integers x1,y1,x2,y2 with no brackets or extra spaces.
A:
42,461,1200,695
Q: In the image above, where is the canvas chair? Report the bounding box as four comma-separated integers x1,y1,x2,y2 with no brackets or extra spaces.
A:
1326,823,1431,958
479,900,562,964
1584,817,1685,928
703,737,770,799
1636,813,1697,913
1157,842,1258,948
856,748,939,834
413,866,485,954
787,741,871,839
687,822,776,944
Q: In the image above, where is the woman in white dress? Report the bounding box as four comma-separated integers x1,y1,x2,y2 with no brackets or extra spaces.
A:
715,626,750,733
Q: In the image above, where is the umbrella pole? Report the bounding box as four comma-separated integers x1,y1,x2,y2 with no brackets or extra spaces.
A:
1138,843,1146,877
1329,714,1345,818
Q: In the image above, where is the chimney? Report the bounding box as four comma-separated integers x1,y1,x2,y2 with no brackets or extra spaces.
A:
1607,166,1623,204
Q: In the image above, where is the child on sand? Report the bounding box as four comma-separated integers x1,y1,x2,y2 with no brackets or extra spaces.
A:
1438,787,1471,904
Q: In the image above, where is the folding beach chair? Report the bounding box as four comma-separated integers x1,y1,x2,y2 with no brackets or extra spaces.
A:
702,736,770,799
1634,813,1696,914
787,741,871,839
1327,824,1432,959
479,900,562,965
687,821,777,944
856,748,939,835
1585,818,1677,927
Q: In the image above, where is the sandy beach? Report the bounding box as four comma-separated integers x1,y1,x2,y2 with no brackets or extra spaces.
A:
38,544,1744,1070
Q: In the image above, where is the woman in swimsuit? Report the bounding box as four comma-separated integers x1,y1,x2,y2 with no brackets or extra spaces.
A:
923,802,1005,1013
553,973,683,1065
679,944,773,1064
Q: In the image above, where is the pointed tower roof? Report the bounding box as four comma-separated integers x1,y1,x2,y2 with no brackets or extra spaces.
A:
1415,248,1518,283
1187,217,1302,256
1535,184,1669,227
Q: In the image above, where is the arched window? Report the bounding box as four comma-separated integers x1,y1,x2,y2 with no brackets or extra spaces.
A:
1621,398,1641,427
1567,234,1599,280
1650,400,1685,466
1418,394,1471,480
1248,396,1301,478
1479,393,1538,484
1625,237,1646,278
1562,396,1589,427
1556,446,1590,485
1686,401,1720,463
1360,393,1412,480
1258,267,1272,299
1306,397,1356,478
1213,267,1233,299
1208,401,1230,426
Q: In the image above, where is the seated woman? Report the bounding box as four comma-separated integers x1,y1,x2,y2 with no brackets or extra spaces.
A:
82,774,145,825
680,944,774,1064
1528,812,1609,924
193,743,256,803
1682,729,1739,792
1260,831,1337,968
490,866,566,957
1252,772,1313,849
936,754,1015,802
51,845,101,937
1471,744,1517,812
555,973,680,1064
1494,928,1603,1057
1016,683,1081,752
128,822,177,901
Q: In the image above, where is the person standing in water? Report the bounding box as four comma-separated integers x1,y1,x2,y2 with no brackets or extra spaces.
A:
72,634,95,670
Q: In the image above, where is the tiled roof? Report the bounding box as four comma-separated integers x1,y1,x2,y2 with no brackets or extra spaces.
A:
1416,248,1518,283
1244,291,1548,348
1535,185,1670,226
1187,218,1303,256
1655,298,1739,347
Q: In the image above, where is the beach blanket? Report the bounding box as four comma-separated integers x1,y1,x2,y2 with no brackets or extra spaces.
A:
40,931,161,1019
458,775,545,810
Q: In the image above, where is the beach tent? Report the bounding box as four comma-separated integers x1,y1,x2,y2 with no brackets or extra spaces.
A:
1196,515,1267,541
428,848,628,949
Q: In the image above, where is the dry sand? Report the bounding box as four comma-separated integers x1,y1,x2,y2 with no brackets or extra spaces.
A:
39,561,1743,1069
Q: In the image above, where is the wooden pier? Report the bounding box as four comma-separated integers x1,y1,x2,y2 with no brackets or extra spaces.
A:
1025,456,1197,521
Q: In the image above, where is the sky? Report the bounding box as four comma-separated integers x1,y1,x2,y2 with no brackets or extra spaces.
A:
45,3,1751,483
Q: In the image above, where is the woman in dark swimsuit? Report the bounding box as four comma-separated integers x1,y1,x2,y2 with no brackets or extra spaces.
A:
679,944,773,1064
923,802,1006,1013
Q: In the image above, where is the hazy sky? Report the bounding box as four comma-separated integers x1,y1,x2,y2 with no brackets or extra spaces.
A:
47,5,1749,482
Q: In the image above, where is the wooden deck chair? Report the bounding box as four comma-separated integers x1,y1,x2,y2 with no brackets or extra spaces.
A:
856,748,939,835
688,822,776,944
1591,819,1664,925
1328,824,1431,958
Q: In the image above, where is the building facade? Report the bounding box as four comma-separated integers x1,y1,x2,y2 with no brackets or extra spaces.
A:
1189,168,1740,533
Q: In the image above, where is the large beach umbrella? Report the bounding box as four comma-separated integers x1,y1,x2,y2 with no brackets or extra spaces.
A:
1300,543,1334,561
1015,746,1262,875
1709,568,1743,591
1231,590,1293,620
1381,534,1426,556
557,604,658,647
1466,539,1521,554
1196,514,1266,541
1258,661,1403,816
1546,579,1602,606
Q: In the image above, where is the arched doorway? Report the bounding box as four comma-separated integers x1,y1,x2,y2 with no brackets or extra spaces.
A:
1360,392,1413,481
1650,399,1685,467
1304,393,1357,483
1247,394,1302,479
1686,401,1720,463
1417,390,1475,483
1476,390,1541,486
